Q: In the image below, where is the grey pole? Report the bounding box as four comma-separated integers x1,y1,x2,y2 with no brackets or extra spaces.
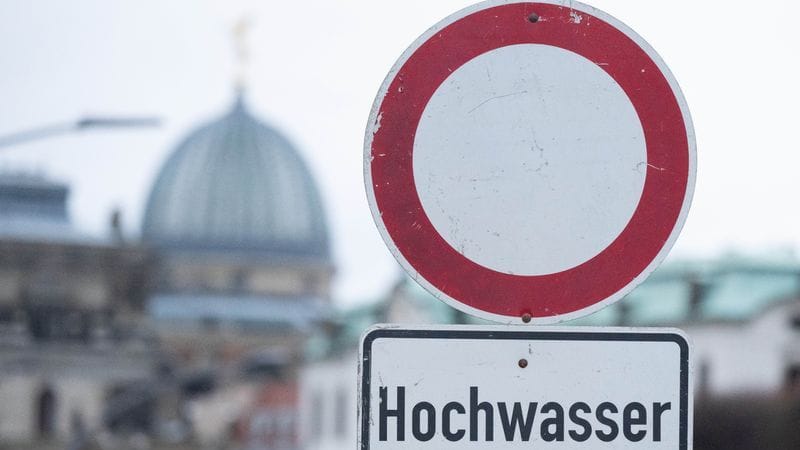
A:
0,116,160,148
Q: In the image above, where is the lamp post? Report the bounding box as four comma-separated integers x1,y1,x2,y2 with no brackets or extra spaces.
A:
0,116,160,148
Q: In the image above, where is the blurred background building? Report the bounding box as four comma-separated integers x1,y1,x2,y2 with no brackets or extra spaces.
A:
0,172,155,446
0,91,335,449
300,257,800,450
141,93,333,448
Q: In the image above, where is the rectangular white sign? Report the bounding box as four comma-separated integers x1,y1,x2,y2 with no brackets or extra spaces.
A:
358,326,691,449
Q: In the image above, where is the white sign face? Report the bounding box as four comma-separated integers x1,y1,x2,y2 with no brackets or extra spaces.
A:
359,326,692,449
414,43,647,277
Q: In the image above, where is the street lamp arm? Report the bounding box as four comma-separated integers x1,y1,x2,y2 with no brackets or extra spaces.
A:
76,116,161,129
0,122,75,148
0,116,161,149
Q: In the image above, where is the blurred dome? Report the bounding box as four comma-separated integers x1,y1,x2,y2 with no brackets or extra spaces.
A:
142,96,329,261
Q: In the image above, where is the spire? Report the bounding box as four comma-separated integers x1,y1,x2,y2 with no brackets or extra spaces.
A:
232,89,247,115
232,16,253,92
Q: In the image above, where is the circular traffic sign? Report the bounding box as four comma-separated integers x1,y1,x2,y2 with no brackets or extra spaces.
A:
364,0,695,324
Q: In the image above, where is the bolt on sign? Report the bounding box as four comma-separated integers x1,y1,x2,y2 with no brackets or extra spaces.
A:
364,0,696,324
359,326,692,449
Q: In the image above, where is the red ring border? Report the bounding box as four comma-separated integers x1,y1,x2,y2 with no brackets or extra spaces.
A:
368,2,691,320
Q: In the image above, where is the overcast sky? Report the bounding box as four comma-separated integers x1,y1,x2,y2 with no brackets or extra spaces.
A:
1,0,799,305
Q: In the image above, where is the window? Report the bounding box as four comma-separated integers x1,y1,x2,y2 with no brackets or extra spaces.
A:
786,365,800,392
334,387,349,438
310,392,323,441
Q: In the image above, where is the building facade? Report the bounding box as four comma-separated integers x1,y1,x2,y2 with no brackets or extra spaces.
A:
298,257,800,450
141,94,334,448
0,173,157,445
0,93,336,449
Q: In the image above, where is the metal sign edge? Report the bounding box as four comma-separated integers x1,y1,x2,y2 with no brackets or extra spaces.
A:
363,0,697,325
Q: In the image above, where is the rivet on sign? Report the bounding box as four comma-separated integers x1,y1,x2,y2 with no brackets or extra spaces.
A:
528,12,540,23
521,313,532,323
518,358,528,368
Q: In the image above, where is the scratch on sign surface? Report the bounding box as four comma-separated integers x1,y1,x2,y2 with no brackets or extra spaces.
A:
468,91,528,114
636,161,667,173
372,112,383,135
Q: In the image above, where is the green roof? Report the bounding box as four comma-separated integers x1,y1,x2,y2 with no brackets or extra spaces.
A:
310,255,800,359
568,256,800,326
